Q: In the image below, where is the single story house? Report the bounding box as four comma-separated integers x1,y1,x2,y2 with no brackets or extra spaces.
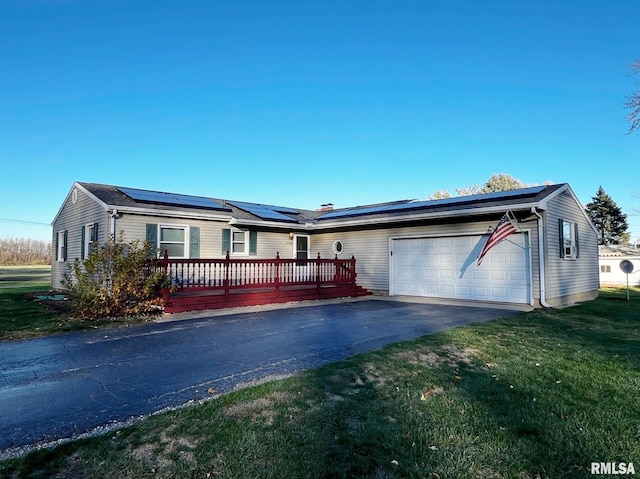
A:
52,181,599,309
598,245,640,286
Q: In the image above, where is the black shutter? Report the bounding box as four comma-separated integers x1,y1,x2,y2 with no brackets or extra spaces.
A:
575,224,580,258
249,231,257,255
190,226,200,258
146,224,158,245
558,219,565,258
146,224,158,258
62,231,68,261
222,228,231,255
81,226,86,260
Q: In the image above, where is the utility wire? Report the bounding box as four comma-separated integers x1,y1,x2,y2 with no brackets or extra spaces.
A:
0,217,50,226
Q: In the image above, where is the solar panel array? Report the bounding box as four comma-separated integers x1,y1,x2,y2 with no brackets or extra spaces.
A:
118,187,231,211
227,201,299,223
317,186,547,221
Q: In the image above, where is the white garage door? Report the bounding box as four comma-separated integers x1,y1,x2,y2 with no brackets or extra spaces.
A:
392,234,530,304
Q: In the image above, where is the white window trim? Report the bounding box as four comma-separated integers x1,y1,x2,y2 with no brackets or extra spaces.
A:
158,224,190,259
57,231,66,262
562,220,577,260
230,229,249,256
84,223,95,258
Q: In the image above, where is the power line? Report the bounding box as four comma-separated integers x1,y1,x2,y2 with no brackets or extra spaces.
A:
0,217,50,226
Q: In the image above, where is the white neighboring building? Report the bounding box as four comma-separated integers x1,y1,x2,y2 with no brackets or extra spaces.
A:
599,245,640,286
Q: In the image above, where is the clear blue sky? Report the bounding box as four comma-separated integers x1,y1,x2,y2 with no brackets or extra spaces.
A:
1,0,639,242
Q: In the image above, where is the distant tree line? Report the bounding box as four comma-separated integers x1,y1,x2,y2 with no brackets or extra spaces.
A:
0,237,52,265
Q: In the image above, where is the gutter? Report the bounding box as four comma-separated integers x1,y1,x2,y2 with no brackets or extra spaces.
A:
313,202,543,230
531,207,551,308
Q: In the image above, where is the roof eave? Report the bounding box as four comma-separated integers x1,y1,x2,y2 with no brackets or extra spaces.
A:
229,218,313,230
313,201,544,229
113,205,233,222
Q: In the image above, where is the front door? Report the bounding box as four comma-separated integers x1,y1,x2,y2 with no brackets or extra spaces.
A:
294,235,310,281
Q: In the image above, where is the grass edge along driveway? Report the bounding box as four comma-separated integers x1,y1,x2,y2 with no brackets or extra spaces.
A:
2,288,640,479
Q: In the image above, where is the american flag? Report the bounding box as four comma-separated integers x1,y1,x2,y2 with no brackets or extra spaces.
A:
476,212,518,266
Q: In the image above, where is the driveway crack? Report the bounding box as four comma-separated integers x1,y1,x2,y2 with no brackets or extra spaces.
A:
92,377,119,402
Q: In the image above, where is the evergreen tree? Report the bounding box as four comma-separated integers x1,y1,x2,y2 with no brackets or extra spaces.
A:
585,186,629,245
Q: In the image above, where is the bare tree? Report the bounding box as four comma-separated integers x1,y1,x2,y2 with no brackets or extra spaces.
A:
625,60,640,134
0,237,52,265
427,190,452,200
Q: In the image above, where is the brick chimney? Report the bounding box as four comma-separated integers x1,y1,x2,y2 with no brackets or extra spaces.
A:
318,203,334,211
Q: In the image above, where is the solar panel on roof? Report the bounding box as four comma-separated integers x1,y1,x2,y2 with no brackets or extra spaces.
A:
227,201,298,222
118,187,230,211
317,186,548,220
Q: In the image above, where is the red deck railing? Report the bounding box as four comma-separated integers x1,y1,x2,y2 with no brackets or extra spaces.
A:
158,251,358,303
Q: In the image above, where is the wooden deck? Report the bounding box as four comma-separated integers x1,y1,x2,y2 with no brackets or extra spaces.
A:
159,252,371,313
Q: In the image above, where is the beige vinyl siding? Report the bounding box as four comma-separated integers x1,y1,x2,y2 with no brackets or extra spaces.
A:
51,187,108,290
311,219,541,296
114,213,293,259
115,214,227,258
543,190,599,306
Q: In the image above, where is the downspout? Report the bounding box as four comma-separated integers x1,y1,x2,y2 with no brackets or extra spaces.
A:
110,209,119,238
531,207,551,308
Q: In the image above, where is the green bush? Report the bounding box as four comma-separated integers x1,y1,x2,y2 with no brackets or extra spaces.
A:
63,234,169,318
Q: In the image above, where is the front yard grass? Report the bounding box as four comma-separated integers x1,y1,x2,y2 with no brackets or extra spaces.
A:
1,287,639,478
0,286,155,340
0,265,156,340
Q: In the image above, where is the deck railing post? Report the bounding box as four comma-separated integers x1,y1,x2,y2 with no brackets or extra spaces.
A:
275,252,281,297
224,251,230,301
350,255,357,290
316,253,321,293
161,250,170,307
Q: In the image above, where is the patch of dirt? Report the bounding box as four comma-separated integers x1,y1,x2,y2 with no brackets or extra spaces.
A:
362,362,392,386
224,391,293,425
23,291,73,315
395,344,479,368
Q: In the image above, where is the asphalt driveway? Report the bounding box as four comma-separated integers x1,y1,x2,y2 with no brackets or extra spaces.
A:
0,297,523,456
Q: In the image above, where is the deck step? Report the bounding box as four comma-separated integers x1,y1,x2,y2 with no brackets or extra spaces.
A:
164,285,371,314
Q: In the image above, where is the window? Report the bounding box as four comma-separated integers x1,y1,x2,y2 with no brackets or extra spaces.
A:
559,219,579,260
82,223,98,259
56,231,67,262
146,223,199,258
232,231,246,254
221,229,257,256
160,225,187,258
332,240,344,256
601,265,611,273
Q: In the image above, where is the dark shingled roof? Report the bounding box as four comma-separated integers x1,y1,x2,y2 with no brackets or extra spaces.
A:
78,182,567,226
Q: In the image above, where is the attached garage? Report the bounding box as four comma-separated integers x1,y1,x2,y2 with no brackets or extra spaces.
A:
391,234,531,305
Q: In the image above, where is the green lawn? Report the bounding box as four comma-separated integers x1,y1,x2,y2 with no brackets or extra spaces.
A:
1,288,639,478
0,265,158,340
0,265,51,288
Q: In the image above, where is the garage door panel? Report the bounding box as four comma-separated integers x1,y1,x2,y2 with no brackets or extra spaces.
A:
393,235,529,304
472,270,488,280
490,270,507,280
425,269,438,279
440,269,454,279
